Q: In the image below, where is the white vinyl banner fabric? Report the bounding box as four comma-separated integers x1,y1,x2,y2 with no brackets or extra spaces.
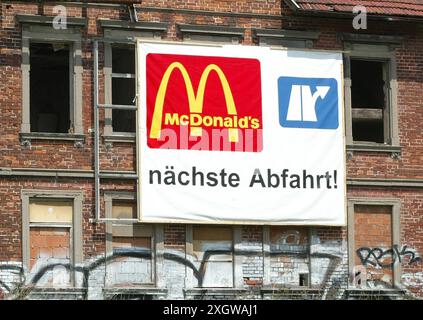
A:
137,42,346,225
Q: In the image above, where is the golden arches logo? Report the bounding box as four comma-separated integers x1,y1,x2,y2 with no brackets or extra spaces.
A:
150,62,239,142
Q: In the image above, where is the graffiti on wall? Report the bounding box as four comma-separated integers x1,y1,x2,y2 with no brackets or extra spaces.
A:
0,242,347,299
357,245,421,268
1,238,419,299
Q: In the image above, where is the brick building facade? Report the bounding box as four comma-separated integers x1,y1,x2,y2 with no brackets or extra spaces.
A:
0,0,422,300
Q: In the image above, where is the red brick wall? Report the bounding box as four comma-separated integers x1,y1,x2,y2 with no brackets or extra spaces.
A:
164,224,186,248
354,205,393,286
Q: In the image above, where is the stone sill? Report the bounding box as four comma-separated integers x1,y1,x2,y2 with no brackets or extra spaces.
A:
345,288,407,299
261,288,323,296
103,134,136,144
28,287,87,292
346,288,406,293
184,288,248,296
261,287,322,292
25,287,87,299
346,143,401,155
103,287,167,296
261,288,324,299
20,132,85,146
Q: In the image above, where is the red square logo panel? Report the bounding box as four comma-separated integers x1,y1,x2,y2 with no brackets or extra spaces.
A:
146,53,263,152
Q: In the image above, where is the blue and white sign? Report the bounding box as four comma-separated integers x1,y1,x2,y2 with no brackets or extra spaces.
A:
278,77,339,129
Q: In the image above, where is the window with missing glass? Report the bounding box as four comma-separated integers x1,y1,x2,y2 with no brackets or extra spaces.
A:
19,16,85,137
110,45,136,133
342,38,400,151
350,59,389,144
29,42,71,133
99,20,168,141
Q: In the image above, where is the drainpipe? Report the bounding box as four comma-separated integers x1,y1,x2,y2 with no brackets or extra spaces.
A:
93,40,100,223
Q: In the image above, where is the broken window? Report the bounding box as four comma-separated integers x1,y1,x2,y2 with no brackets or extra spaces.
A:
192,226,233,288
106,200,153,286
29,42,71,133
29,199,73,286
350,59,390,144
111,45,136,133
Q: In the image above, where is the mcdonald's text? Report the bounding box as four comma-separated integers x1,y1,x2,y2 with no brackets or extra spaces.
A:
164,113,261,130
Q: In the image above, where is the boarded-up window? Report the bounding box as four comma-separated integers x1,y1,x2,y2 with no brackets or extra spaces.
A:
29,199,73,223
192,226,233,288
113,237,151,250
107,200,152,286
112,200,136,219
354,205,393,287
29,199,73,286
269,227,309,287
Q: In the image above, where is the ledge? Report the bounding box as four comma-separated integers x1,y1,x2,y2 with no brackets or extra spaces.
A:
347,178,423,188
177,24,245,37
253,28,320,41
261,287,321,291
20,132,85,146
346,143,401,156
3,167,420,187
20,132,85,141
261,287,322,294
25,287,87,300
98,19,168,32
0,168,138,179
346,288,406,292
16,14,87,27
103,134,136,144
261,288,323,300
339,33,404,45
103,287,167,299
344,288,406,300
0,168,93,178
184,288,248,297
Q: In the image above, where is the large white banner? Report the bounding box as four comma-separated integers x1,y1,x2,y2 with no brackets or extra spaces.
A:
137,42,346,225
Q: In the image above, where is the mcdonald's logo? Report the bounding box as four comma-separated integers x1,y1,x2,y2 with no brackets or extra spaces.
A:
146,53,263,152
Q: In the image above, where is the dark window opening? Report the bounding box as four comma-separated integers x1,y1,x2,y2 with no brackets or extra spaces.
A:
299,273,309,287
30,42,70,133
112,46,135,74
351,59,387,143
112,78,136,132
112,45,136,133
